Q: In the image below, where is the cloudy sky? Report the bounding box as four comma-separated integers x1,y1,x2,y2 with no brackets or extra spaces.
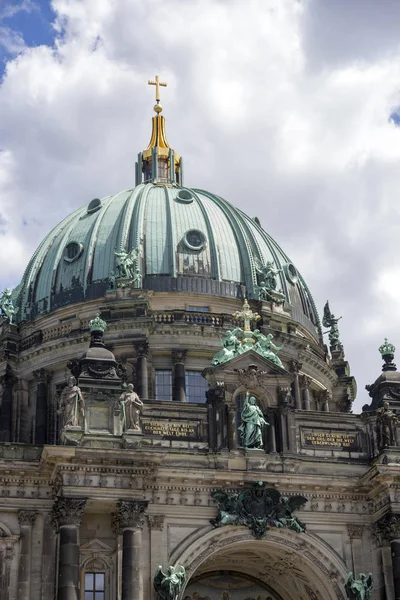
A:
1,0,400,411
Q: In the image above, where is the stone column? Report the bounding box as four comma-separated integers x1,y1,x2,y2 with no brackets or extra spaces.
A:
148,515,165,600
290,360,302,410
135,341,149,400
347,524,365,575
33,368,50,444
0,368,16,442
17,510,36,598
267,409,277,453
300,375,311,411
52,497,87,600
228,406,238,451
113,500,148,600
391,539,400,600
172,349,187,402
320,390,331,412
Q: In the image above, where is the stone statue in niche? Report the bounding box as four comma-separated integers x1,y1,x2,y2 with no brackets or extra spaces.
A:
58,376,85,428
239,392,268,449
154,565,186,600
119,383,143,431
376,401,399,450
345,572,373,600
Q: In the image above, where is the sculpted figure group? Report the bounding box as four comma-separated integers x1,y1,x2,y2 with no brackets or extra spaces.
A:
0,288,18,324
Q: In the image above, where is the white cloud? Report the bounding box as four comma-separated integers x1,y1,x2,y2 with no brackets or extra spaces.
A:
1,0,400,409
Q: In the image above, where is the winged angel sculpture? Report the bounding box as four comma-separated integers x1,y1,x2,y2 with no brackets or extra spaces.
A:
345,572,373,600
322,301,342,350
154,565,186,600
211,481,307,539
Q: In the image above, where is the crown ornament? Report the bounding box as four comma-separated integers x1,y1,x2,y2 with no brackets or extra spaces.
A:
379,338,396,372
379,338,395,357
89,313,107,333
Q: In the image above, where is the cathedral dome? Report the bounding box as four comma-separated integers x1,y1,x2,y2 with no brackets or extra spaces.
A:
14,182,321,340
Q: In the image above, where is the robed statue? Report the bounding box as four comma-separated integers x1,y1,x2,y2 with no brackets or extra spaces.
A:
154,565,186,600
114,247,138,279
119,383,143,431
239,393,268,449
58,376,85,428
345,572,373,600
376,401,399,450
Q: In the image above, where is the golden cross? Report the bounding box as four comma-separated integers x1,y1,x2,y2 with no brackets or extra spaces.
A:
148,75,167,103
233,299,260,332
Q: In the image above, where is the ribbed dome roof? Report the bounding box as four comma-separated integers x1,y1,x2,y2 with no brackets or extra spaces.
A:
14,183,321,339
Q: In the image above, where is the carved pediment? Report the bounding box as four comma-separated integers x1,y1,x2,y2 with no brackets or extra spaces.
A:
209,349,289,376
80,538,114,553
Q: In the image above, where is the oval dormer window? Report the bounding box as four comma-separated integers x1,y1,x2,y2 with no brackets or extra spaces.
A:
64,242,84,263
184,229,206,251
176,189,194,203
87,198,102,214
284,262,298,284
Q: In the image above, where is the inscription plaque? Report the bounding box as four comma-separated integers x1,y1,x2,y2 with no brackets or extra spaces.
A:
142,420,200,440
303,429,358,450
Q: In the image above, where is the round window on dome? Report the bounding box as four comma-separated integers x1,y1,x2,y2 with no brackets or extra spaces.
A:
64,242,84,263
176,189,194,203
184,229,206,251
284,262,298,284
87,198,102,214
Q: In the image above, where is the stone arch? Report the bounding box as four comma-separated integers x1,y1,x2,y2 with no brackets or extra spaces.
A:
171,525,348,600
231,385,274,411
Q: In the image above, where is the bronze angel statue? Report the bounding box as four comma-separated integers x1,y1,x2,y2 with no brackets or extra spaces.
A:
154,565,186,600
345,572,373,600
210,490,242,527
322,301,342,349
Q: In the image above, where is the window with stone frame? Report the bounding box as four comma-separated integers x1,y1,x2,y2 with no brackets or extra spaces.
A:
185,371,208,403
155,369,172,400
84,572,105,600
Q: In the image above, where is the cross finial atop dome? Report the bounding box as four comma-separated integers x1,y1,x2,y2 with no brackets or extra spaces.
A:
148,75,167,114
135,76,183,187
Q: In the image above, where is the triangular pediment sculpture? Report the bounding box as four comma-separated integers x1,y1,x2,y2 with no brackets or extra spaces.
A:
209,348,288,376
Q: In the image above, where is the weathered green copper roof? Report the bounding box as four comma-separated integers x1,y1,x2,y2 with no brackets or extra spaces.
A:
14,183,321,338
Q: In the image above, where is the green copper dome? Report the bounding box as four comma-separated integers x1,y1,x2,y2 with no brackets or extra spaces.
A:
13,183,321,339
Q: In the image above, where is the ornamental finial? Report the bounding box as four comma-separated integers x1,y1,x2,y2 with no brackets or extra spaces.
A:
379,338,396,372
89,313,107,333
148,75,167,114
379,338,395,357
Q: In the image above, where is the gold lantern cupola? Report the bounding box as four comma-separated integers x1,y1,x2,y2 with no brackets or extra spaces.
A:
135,75,183,186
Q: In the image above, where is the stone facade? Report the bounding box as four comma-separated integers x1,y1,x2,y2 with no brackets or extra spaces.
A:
0,285,397,600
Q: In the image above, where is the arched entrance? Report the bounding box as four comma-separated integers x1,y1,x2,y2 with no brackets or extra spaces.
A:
171,526,348,600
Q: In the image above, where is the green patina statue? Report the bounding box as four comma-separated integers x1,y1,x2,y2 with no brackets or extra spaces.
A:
322,301,342,349
254,258,285,303
211,301,284,368
154,565,186,600
114,247,139,280
345,572,373,600
0,288,18,324
211,481,307,539
239,393,268,449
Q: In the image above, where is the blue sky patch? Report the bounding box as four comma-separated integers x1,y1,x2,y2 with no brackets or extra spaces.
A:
0,0,55,78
